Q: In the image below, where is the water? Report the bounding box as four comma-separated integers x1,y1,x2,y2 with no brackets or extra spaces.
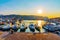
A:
17,20,46,33
23,20,46,26
0,20,46,33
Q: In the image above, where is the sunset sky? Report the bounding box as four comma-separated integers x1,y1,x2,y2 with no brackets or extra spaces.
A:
0,0,60,18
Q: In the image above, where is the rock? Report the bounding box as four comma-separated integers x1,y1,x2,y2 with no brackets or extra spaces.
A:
5,32,60,40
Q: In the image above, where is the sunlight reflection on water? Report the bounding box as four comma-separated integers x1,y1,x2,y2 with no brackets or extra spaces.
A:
17,20,46,33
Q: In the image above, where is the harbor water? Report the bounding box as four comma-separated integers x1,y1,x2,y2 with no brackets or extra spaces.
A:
17,20,46,33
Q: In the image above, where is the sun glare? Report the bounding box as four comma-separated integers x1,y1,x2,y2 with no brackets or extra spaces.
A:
37,9,42,14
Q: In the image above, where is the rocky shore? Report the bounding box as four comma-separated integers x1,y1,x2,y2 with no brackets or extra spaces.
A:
5,32,60,40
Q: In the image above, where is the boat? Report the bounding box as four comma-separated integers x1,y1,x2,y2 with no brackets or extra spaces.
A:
43,23,58,32
20,24,27,32
33,24,40,32
12,25,18,32
2,24,10,31
29,24,35,32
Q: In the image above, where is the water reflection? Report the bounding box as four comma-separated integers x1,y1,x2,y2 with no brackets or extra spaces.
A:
17,20,46,33
37,20,46,33
0,20,46,33
1,20,60,36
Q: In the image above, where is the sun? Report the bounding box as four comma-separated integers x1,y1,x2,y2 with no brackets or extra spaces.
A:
37,9,42,14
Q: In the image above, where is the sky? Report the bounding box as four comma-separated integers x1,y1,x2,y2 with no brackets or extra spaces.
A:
0,0,60,18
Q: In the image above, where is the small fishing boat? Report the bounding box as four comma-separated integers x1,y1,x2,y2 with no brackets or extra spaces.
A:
12,25,18,32
43,23,57,32
29,24,35,32
20,24,27,32
2,24,10,31
34,24,40,32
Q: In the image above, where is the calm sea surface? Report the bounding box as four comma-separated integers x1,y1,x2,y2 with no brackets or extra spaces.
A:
17,20,46,33
23,20,46,26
